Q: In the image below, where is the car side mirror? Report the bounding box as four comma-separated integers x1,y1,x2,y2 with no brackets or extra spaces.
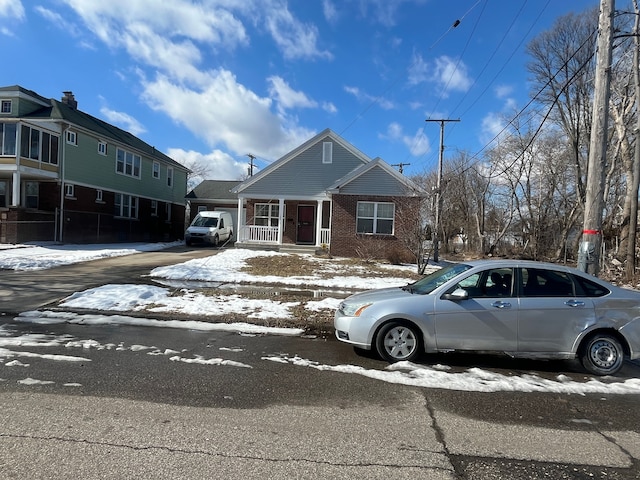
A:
442,288,469,301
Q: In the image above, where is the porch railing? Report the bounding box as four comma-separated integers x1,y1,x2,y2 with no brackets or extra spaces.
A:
239,225,331,246
320,228,330,246
239,225,279,243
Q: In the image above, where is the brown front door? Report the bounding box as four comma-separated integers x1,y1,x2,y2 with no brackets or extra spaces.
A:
297,205,315,244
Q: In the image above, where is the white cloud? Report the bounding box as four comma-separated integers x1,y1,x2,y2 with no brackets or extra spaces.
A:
322,0,338,23
408,53,472,96
0,0,24,19
323,102,337,114
99,106,146,136
0,0,24,35
495,84,514,99
382,122,430,157
263,1,332,60
167,148,247,184
432,55,472,94
268,76,318,112
344,85,394,110
141,71,314,161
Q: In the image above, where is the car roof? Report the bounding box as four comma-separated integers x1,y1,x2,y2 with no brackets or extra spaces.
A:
454,259,595,276
197,211,226,217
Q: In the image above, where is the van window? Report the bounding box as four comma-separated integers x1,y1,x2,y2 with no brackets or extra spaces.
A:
193,216,218,227
219,218,224,228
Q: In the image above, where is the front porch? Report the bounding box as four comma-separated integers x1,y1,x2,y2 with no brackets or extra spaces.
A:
235,198,332,251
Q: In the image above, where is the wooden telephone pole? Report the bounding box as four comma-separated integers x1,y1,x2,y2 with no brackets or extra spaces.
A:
578,0,614,275
426,118,460,263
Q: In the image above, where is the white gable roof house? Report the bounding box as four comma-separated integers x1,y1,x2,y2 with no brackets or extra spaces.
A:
232,129,423,260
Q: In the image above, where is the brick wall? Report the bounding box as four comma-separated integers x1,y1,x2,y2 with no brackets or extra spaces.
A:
330,194,414,260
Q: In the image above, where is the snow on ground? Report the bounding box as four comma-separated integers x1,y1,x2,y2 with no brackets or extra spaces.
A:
0,241,183,270
2,242,640,395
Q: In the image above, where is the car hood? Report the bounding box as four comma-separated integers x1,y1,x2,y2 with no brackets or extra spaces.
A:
343,286,414,304
186,226,214,233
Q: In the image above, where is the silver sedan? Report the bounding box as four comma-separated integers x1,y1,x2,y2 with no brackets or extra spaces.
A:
334,259,640,375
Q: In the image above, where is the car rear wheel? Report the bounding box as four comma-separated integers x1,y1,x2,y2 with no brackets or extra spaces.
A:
579,333,624,376
375,321,422,363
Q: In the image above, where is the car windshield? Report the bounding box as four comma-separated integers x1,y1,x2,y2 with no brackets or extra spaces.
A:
192,217,218,227
404,263,472,295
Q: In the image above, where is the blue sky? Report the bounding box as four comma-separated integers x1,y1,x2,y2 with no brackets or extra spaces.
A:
1,0,597,182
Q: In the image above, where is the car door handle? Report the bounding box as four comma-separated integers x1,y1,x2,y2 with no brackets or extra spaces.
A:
491,301,511,309
565,300,585,308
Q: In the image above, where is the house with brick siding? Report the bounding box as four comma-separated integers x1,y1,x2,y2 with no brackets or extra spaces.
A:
231,128,423,258
0,85,189,244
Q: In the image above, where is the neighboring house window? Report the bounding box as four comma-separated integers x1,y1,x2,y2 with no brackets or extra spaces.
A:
357,201,395,235
322,142,333,164
0,180,6,207
152,161,160,179
1,100,11,114
165,203,171,221
20,125,59,163
65,184,75,198
114,193,138,218
41,132,59,165
151,200,158,216
255,203,280,227
25,181,38,208
116,148,141,179
66,130,77,145
197,205,207,212
167,167,173,187
96,189,103,202
98,141,107,155
0,123,17,155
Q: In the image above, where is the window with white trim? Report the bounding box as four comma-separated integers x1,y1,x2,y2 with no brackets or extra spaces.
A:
356,201,395,235
1,100,11,114
254,203,280,227
116,148,141,178
114,193,138,218
165,203,171,221
0,122,17,155
96,189,103,202
167,167,173,187
66,130,77,145
322,141,333,164
152,161,160,179
98,141,107,155
151,200,158,216
64,184,74,197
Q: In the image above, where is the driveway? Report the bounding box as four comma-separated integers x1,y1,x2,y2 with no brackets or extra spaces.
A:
0,245,216,315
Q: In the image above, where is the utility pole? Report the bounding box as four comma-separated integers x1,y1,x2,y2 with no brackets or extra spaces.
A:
578,0,614,275
391,162,411,174
246,154,256,177
426,118,460,263
625,0,640,280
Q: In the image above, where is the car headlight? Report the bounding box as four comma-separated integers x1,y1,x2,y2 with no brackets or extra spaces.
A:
340,302,372,317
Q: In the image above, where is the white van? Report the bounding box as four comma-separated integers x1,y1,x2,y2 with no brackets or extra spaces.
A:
185,211,234,247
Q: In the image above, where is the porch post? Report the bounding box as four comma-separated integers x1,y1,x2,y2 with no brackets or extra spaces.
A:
278,198,285,244
315,199,323,246
236,197,243,242
11,172,20,207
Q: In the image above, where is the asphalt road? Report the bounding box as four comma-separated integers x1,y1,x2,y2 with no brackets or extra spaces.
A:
1,246,639,479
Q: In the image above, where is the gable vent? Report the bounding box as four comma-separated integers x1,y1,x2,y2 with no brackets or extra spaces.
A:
322,141,333,164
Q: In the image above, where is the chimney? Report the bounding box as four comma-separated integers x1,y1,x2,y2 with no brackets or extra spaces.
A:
61,91,78,109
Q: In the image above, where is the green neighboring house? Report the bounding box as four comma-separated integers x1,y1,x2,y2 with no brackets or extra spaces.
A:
0,85,189,244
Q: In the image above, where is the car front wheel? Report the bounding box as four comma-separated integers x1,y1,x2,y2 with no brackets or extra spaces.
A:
580,333,624,376
375,321,422,363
